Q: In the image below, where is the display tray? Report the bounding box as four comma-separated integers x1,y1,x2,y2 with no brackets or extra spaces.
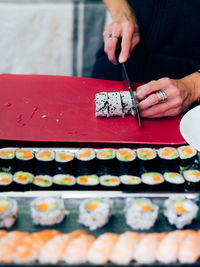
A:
0,192,200,267
0,74,185,145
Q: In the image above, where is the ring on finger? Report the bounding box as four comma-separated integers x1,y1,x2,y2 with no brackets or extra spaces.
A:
156,90,168,104
108,33,119,39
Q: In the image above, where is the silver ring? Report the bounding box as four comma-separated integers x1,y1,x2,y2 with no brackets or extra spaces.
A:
156,90,168,104
108,33,118,39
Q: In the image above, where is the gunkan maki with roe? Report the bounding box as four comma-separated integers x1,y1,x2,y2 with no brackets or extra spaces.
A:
35,149,55,176
97,148,116,175
116,148,138,176
15,148,35,175
137,148,158,173
158,147,179,173
76,148,96,176
55,150,76,176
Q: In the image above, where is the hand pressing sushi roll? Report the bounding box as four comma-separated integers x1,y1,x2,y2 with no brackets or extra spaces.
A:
76,148,96,176
177,145,197,168
76,175,99,190
163,172,185,192
99,175,120,189
182,169,200,191
30,197,68,226
141,172,165,192
55,150,76,176
0,148,16,174
158,147,180,173
13,171,34,191
97,148,116,175
35,149,55,176
0,172,13,191
116,148,138,176
78,198,113,231
163,196,199,229
0,197,18,228
53,174,76,190
15,148,35,174
125,198,159,230
137,148,158,173
32,175,53,190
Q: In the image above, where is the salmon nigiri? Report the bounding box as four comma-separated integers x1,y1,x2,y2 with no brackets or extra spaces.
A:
88,233,118,265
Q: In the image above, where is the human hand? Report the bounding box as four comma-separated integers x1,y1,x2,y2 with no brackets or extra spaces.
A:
103,8,140,64
136,74,200,118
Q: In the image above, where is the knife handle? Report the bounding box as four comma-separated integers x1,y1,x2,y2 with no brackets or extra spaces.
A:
115,37,122,64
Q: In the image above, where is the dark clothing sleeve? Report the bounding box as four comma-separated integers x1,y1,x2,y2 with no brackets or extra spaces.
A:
92,0,200,83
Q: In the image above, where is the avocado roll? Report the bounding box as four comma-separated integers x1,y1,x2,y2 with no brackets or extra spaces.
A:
0,148,16,174
163,196,199,229
53,174,76,190
125,198,159,230
35,149,55,176
78,198,113,231
97,148,116,175
141,172,164,192
32,175,53,190
30,197,67,226
55,151,76,176
99,175,120,189
119,175,142,191
163,172,185,192
13,171,34,191
77,175,99,190
158,147,179,173
137,148,158,173
76,148,96,176
177,145,197,168
15,148,35,175
116,148,138,176
0,197,18,228
182,169,200,191
0,172,13,191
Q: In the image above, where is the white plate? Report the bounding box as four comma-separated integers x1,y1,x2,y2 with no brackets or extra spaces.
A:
180,105,200,151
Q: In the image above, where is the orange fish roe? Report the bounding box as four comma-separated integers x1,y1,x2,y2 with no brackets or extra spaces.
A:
79,149,92,158
87,203,98,210
0,177,10,183
38,203,49,211
0,150,13,158
141,205,151,211
63,177,73,182
175,205,186,215
58,153,72,161
0,206,7,213
17,150,32,159
161,147,176,157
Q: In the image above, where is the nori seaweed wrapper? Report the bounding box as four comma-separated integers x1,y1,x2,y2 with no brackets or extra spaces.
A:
97,148,117,176
76,148,97,176
35,150,55,176
55,151,76,176
0,148,16,174
15,149,35,175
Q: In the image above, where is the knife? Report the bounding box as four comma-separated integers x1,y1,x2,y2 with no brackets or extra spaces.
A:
115,38,142,128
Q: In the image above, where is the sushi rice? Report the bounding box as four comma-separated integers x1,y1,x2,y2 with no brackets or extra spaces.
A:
0,197,18,228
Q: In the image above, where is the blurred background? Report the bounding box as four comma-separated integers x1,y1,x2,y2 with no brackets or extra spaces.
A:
0,0,110,77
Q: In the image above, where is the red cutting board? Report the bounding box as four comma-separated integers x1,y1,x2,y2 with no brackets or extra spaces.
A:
0,74,185,145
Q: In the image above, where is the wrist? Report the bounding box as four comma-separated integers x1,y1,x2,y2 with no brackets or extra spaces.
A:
181,72,200,101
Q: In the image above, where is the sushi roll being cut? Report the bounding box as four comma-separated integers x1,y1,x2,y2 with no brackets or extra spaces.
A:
163,196,199,229
30,197,68,226
0,148,16,173
55,150,76,176
120,91,135,117
116,148,138,176
137,148,158,173
35,149,55,176
95,92,108,117
158,147,179,172
107,92,123,117
0,197,18,228
97,148,116,175
125,198,159,230
13,171,33,191
76,148,96,176
78,198,113,231
15,148,35,174
177,145,197,168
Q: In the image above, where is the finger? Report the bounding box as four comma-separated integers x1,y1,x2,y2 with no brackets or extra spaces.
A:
130,32,140,51
119,22,135,63
143,107,181,118
136,78,172,100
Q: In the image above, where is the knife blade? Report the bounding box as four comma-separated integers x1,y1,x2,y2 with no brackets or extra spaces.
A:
115,38,142,128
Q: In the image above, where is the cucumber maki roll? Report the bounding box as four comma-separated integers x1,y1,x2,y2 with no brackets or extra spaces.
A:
177,145,197,168
77,175,99,189
119,175,142,191
163,172,185,191
108,92,123,117
116,148,138,176
15,148,35,174
55,151,76,176
0,172,13,191
35,149,55,176
158,147,179,172
141,172,164,191
125,198,159,230
33,175,53,189
30,197,68,226
95,92,108,117
163,196,199,229
120,91,135,117
137,148,158,173
0,197,18,228
97,148,116,175
53,174,76,189
99,175,120,188
76,148,96,176
78,198,113,230
182,169,200,190
0,148,16,174
13,171,34,191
